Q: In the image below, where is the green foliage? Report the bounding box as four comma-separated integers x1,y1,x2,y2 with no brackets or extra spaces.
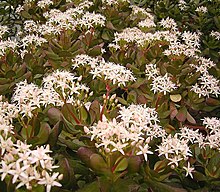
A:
0,0,219,192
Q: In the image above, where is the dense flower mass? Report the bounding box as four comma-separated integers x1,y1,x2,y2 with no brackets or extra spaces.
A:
72,54,136,86
145,64,177,95
0,0,219,191
84,104,166,160
12,70,90,118
0,142,63,192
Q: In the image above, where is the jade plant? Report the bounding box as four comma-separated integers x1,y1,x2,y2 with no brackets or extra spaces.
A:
0,0,219,191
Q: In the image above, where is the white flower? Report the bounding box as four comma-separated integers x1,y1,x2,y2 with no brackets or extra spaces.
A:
203,117,220,133
24,20,38,33
12,80,43,118
159,17,178,31
38,172,62,192
77,12,106,29
181,31,200,49
8,161,30,184
151,73,177,95
85,104,164,158
210,31,220,40
195,6,208,14
138,18,156,29
37,0,53,9
136,142,153,161
157,134,192,167
183,162,194,178
0,25,8,38
29,145,52,169
191,73,220,98
0,161,13,181
20,34,47,48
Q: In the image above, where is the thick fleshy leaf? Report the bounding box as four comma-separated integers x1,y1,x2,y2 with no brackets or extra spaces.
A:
113,157,128,173
89,100,100,123
90,154,110,175
170,94,182,102
35,122,51,145
48,121,63,146
176,107,187,122
77,147,95,166
127,156,142,173
186,112,196,124
47,107,62,124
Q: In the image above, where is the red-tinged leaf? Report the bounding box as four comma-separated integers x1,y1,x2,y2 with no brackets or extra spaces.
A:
127,156,142,173
206,97,220,106
176,107,187,122
47,107,62,124
77,147,95,166
137,95,148,104
170,102,178,120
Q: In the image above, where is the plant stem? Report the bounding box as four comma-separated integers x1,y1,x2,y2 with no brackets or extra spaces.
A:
65,103,81,125
100,83,111,121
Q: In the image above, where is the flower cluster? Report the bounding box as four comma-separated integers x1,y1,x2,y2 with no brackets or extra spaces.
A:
195,6,208,14
12,80,43,118
37,0,53,9
76,12,106,30
102,0,129,6
72,54,136,86
157,134,192,167
191,56,219,98
0,25,8,39
145,64,177,95
0,98,62,192
42,70,90,106
12,70,89,118
210,31,220,40
84,104,166,161
0,142,62,192
203,117,220,150
0,39,17,56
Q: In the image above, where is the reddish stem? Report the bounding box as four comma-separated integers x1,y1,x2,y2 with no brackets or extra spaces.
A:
185,124,205,131
155,94,162,110
100,83,111,121
65,102,81,125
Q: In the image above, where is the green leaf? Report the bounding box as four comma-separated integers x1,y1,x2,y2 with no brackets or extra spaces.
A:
89,100,100,123
114,158,128,173
48,121,63,146
90,154,110,175
186,112,196,124
154,160,167,173
35,122,51,145
146,179,188,192
76,181,99,192
116,97,128,105
127,90,137,103
5,70,16,79
57,158,75,188
80,105,90,123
